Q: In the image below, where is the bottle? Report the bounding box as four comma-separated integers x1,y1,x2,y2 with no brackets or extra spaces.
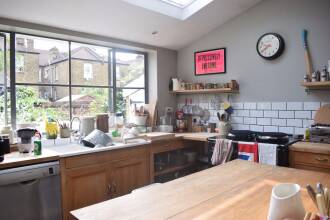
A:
34,131,42,156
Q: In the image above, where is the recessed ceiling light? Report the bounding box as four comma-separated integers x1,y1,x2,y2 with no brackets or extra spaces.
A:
123,0,213,20
160,0,195,8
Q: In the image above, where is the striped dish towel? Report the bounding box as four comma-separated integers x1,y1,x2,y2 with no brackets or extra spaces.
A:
211,139,233,166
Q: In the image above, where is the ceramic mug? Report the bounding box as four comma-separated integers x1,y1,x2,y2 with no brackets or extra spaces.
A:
267,183,305,220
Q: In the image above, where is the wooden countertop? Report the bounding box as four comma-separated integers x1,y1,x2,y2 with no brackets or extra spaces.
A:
0,132,214,169
290,141,330,154
175,132,218,142
142,132,218,142
71,160,330,220
0,149,59,169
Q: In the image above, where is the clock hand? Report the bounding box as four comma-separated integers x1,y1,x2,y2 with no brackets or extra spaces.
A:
260,45,271,53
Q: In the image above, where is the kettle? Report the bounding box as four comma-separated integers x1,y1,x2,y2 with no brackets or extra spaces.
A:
71,116,95,137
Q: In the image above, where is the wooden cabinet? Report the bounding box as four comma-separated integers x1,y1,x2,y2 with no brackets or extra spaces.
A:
65,163,111,210
61,145,149,220
109,156,148,198
290,141,330,173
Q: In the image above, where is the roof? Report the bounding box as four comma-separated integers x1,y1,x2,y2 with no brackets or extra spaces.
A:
17,42,131,67
55,95,95,103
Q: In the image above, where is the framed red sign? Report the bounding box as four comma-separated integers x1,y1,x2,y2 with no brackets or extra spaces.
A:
194,48,226,75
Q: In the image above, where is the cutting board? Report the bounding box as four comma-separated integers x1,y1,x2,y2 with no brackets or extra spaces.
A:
141,132,175,141
314,104,330,124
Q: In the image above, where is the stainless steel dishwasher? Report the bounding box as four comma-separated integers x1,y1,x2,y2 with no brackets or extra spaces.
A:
0,161,62,220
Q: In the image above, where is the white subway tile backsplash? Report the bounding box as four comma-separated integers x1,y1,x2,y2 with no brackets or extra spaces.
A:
272,102,286,110
257,118,271,126
312,111,317,119
272,118,286,126
232,103,244,110
236,124,250,130
279,111,294,118
250,110,263,118
287,102,303,110
250,125,264,132
231,116,244,124
208,116,218,123
244,102,256,109
177,101,322,134
244,117,257,125
257,102,271,110
236,110,250,117
294,111,311,119
264,126,278,132
264,110,278,118
303,102,320,110
294,127,305,135
287,119,303,127
199,103,209,109
279,126,294,134
303,119,314,128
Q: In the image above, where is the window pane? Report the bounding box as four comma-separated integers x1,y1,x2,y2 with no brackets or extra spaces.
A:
71,87,110,117
116,89,145,115
16,85,69,131
0,32,10,126
71,43,110,86
116,52,145,88
15,34,69,85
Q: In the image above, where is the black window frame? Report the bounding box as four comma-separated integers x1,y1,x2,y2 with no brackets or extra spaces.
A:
0,30,148,129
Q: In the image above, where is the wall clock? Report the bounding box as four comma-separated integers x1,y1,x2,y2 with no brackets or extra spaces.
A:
256,33,285,60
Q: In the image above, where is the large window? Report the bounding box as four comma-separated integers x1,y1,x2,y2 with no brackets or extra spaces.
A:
115,51,146,114
1,32,148,130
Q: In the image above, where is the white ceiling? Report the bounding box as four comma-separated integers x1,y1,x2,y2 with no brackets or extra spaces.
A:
0,0,262,50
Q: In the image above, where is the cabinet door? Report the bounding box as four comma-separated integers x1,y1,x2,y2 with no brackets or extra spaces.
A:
110,156,149,198
65,163,111,212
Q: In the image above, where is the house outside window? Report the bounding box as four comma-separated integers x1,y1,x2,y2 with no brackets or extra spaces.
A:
83,63,93,80
16,54,24,72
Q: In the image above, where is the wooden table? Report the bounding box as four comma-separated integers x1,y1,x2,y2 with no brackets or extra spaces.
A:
71,160,330,220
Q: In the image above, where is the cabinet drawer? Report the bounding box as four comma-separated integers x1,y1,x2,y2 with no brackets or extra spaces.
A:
294,164,330,173
294,152,330,168
64,146,148,169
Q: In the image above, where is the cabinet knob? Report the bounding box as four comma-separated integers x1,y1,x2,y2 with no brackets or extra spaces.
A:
315,157,329,162
107,184,112,194
112,182,117,194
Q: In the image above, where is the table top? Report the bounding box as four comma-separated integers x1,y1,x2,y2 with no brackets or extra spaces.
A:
71,160,330,220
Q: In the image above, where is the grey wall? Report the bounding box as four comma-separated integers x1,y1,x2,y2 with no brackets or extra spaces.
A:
157,48,177,114
177,0,330,102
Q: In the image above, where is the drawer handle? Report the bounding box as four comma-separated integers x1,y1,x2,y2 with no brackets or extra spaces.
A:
107,184,112,194
315,157,329,162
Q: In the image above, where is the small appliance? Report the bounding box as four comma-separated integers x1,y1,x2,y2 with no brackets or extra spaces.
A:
16,128,37,153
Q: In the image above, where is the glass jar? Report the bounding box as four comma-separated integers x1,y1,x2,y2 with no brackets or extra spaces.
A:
115,112,124,129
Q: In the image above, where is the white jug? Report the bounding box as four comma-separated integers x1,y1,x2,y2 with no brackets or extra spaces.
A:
267,183,305,220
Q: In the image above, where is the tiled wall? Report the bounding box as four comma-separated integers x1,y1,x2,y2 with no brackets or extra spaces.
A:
177,96,328,135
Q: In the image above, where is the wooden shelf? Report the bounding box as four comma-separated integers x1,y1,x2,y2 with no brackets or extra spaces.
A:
169,88,239,94
301,81,330,90
154,162,196,177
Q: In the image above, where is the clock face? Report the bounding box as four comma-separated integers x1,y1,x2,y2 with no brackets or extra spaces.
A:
257,33,285,60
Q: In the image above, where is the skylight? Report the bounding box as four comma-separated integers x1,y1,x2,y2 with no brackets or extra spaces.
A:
160,0,196,8
123,0,213,20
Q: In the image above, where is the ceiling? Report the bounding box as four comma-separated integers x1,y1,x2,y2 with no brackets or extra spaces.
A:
0,0,263,50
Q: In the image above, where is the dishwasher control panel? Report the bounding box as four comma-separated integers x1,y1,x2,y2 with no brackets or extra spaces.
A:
0,161,60,186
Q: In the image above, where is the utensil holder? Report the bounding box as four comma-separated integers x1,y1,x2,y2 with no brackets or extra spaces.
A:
60,128,71,138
